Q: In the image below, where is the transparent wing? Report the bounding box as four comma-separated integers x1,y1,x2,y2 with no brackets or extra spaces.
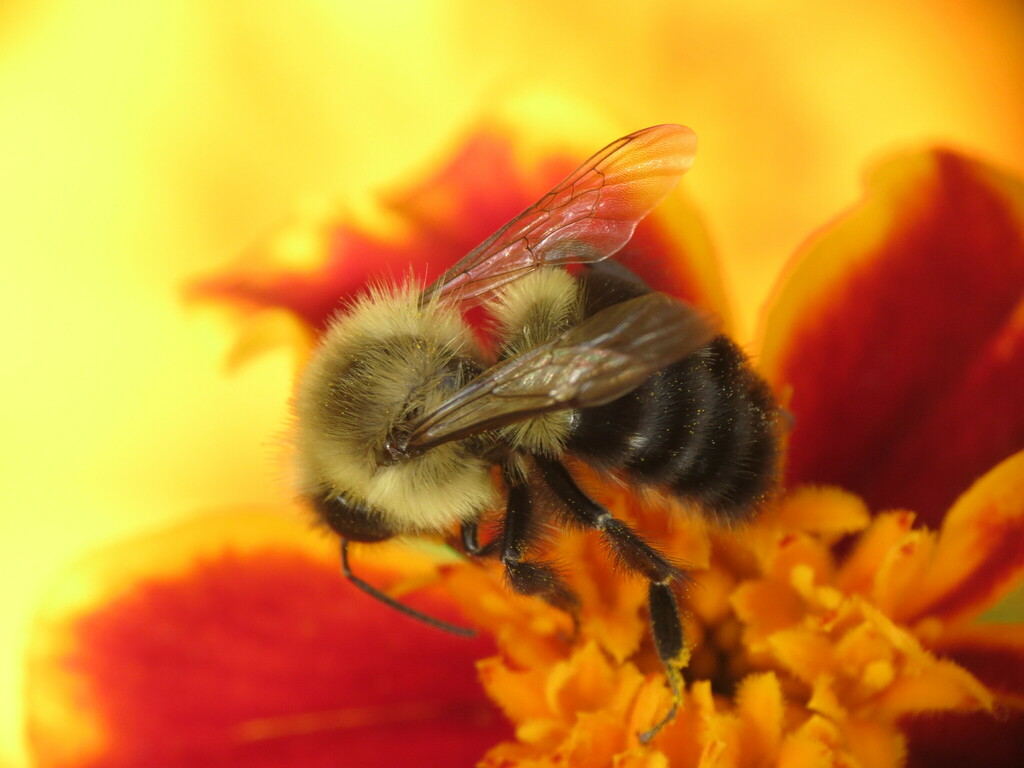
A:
405,293,714,451
420,124,697,307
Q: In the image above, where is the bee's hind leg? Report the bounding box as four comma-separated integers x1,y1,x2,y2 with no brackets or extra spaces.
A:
533,455,687,743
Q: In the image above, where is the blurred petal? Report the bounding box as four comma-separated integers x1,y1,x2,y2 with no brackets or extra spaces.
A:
26,511,507,768
836,511,916,597
771,486,871,541
901,709,1024,768
840,718,906,768
890,450,1024,624
777,716,849,768
735,672,784,764
190,115,727,343
927,624,1024,705
762,150,1024,526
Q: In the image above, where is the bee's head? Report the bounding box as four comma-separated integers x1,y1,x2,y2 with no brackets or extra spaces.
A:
378,431,423,465
310,492,395,543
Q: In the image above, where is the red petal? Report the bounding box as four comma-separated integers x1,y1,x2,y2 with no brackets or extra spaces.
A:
191,124,725,336
28,536,506,768
192,130,544,333
928,625,1024,704
763,151,1024,527
901,709,1024,768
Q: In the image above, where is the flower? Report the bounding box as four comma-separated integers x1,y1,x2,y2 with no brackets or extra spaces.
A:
438,458,1024,768
25,115,1024,767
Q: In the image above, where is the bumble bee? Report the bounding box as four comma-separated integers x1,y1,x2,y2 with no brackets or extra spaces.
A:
293,125,781,740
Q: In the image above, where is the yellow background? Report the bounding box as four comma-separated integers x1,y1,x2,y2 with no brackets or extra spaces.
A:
2,2,1022,764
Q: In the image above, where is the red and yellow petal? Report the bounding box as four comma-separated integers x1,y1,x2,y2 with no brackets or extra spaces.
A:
762,150,1024,527
925,624,1024,706
26,511,507,768
888,450,1024,625
190,114,728,351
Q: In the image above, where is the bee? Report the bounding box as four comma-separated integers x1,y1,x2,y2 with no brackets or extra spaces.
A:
293,125,781,740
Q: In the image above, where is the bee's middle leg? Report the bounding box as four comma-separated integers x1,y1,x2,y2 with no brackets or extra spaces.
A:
480,467,580,615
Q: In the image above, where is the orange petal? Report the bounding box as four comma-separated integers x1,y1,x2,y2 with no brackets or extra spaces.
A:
836,511,916,597
546,642,621,719
731,579,805,637
763,533,835,587
477,657,554,725
651,683,703,766
771,486,872,541
777,716,854,768
763,150,1024,527
560,710,631,768
872,658,992,718
564,532,649,664
848,601,993,718
768,629,836,683
736,672,784,764
891,450,1024,624
839,718,906,768
26,511,507,768
443,560,572,670
615,750,670,768
868,529,936,617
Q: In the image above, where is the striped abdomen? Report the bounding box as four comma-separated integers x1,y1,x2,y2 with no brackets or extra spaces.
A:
566,270,780,521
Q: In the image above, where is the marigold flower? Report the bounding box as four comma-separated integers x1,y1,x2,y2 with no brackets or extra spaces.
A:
25,116,1024,767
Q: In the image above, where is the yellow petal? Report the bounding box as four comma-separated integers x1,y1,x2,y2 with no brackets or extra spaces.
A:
731,579,805,637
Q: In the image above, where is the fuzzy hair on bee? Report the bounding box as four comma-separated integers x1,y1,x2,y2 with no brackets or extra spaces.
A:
491,268,581,461
292,124,782,742
294,283,497,537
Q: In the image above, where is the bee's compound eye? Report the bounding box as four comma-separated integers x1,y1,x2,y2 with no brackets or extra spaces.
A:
311,494,394,543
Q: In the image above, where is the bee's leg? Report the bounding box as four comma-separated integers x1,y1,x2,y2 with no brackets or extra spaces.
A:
461,520,481,554
534,455,686,743
495,468,580,616
459,521,501,558
339,539,476,637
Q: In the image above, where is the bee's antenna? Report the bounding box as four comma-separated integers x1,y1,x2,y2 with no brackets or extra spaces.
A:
340,539,477,637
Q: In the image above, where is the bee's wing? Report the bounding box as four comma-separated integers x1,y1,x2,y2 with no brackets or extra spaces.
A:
406,293,714,451
420,124,697,307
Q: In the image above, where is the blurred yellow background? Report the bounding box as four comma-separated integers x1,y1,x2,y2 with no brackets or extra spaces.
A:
2,1,1022,764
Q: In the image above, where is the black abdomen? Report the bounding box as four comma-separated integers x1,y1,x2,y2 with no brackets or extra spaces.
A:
566,268,780,521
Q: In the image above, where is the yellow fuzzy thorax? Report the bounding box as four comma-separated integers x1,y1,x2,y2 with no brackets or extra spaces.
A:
490,268,582,458
293,283,496,533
